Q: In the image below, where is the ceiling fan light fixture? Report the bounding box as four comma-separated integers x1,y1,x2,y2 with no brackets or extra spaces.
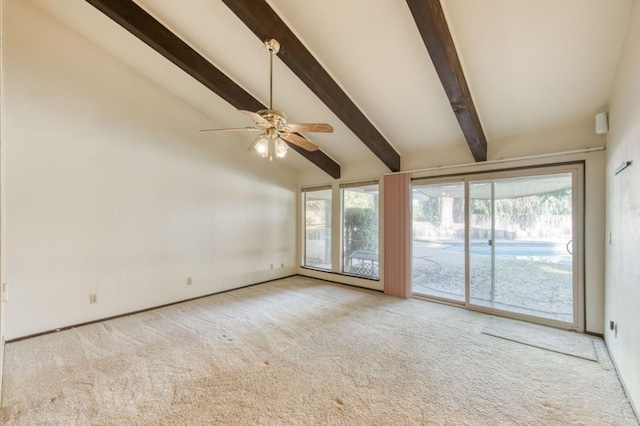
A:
254,136,288,161
275,138,289,158
255,137,269,158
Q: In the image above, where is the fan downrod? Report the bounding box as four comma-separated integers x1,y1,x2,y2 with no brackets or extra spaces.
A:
264,39,280,109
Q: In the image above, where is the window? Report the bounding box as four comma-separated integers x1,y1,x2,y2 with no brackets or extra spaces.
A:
341,181,379,278
303,186,332,270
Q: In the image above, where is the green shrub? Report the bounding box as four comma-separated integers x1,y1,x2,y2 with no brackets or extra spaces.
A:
344,207,378,255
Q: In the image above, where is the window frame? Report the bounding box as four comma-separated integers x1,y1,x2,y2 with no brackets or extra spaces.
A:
340,180,380,279
302,185,333,271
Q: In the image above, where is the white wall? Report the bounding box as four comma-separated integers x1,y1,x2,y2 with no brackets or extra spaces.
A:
605,0,640,414
0,0,5,397
2,0,299,340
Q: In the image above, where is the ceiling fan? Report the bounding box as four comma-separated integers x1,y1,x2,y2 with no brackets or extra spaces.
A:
200,38,333,160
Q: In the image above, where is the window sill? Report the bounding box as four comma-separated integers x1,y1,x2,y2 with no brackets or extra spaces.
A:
300,266,380,282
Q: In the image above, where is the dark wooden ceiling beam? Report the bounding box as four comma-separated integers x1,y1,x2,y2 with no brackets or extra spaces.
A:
221,0,401,172
85,0,340,179
406,0,487,162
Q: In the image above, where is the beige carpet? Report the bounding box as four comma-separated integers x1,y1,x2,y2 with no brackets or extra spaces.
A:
482,316,599,361
1,276,638,425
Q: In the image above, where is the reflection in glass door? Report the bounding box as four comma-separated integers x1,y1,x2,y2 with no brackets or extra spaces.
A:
468,173,575,323
412,182,466,302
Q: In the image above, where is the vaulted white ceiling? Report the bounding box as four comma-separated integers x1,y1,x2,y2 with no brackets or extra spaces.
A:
28,0,633,178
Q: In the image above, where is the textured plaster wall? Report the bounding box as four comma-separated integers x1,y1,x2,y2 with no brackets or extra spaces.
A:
605,0,640,414
2,0,298,340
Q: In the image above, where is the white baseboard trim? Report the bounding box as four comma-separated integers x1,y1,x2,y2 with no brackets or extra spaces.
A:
604,340,640,422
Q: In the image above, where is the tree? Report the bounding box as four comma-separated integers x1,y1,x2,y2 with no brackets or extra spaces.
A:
413,198,441,225
344,207,378,255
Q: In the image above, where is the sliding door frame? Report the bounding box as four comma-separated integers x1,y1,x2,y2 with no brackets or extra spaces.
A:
412,162,585,331
411,177,467,306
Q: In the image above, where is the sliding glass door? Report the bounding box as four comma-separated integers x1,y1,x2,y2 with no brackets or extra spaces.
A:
412,182,465,302
412,165,582,329
468,173,575,323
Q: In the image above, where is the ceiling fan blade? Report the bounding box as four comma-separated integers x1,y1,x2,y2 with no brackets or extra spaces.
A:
239,110,269,126
281,132,320,152
199,127,261,133
284,123,334,133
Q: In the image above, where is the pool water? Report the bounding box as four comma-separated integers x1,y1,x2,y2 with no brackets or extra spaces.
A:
444,242,570,258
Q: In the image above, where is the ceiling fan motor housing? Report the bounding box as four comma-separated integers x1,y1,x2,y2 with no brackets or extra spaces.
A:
257,109,288,129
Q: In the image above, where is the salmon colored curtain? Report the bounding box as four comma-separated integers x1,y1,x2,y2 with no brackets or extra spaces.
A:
384,173,411,298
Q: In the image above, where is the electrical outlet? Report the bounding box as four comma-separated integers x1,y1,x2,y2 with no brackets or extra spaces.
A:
187,277,192,286
89,294,97,304
609,321,618,337
281,263,285,268
270,264,274,269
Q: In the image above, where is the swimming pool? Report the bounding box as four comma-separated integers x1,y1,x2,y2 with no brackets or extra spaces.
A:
443,241,571,258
